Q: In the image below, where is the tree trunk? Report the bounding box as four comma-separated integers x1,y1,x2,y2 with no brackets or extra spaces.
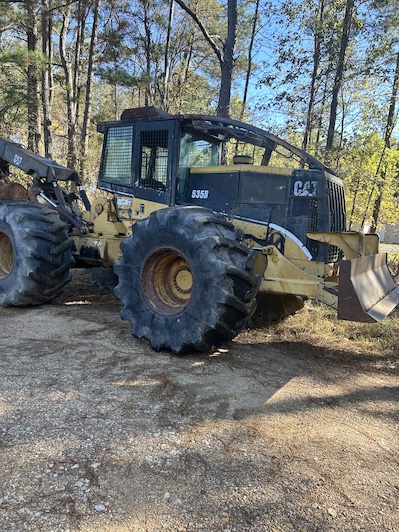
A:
314,64,331,158
369,50,399,232
59,2,87,170
216,0,237,118
174,0,236,118
41,0,53,159
73,1,86,130
163,0,175,110
143,0,153,106
325,0,354,161
80,0,101,180
26,0,40,153
59,8,77,168
239,0,259,121
302,0,324,153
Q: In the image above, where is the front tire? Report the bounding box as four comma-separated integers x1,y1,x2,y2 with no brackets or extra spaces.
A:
0,200,74,306
114,207,260,354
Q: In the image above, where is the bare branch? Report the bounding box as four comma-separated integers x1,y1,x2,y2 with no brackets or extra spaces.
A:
174,0,222,64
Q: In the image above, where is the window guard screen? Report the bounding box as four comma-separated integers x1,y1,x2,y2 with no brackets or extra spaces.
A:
139,130,168,190
100,126,134,186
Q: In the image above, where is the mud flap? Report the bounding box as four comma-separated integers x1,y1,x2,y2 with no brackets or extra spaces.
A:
338,252,399,322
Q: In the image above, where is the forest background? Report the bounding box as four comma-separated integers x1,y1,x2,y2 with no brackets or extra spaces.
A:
0,0,398,232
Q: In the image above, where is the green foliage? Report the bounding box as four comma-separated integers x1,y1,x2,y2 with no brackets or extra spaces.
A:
338,133,399,229
0,0,397,235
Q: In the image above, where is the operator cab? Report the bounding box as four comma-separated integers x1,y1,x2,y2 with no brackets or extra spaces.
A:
96,107,346,261
97,112,178,205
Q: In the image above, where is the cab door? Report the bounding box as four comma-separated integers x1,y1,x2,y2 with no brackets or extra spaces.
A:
131,120,179,212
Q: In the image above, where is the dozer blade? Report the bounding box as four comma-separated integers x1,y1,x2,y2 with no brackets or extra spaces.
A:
338,252,399,322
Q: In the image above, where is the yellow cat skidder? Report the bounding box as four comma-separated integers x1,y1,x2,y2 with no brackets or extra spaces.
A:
0,107,398,354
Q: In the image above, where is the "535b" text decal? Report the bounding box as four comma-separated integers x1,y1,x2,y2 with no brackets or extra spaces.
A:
191,189,209,199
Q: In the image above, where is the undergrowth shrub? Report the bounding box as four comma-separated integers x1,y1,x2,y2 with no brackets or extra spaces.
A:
387,253,399,283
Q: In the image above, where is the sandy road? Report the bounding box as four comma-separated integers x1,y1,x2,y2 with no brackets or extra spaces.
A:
0,271,398,530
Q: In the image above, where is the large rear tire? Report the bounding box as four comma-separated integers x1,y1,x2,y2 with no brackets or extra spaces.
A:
114,207,260,354
0,200,74,306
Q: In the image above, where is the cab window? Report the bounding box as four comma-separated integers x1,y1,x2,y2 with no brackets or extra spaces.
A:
179,133,220,168
177,133,220,201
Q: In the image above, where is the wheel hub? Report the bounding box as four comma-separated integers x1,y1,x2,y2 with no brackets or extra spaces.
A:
141,248,193,316
173,266,192,294
0,231,13,280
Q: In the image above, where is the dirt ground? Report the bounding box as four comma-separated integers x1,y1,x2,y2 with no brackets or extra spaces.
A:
0,271,398,531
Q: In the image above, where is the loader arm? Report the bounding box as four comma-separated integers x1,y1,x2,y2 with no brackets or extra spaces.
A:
0,137,79,182
254,232,399,323
0,137,90,228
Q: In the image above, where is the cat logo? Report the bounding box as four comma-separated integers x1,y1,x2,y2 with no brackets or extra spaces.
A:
293,180,317,196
